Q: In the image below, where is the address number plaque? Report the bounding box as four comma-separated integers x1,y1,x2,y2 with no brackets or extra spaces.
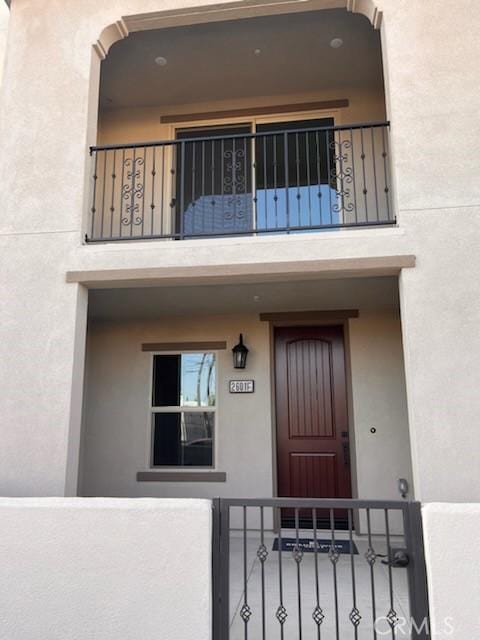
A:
229,380,255,394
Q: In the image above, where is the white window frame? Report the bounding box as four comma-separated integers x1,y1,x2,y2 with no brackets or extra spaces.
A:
147,350,218,470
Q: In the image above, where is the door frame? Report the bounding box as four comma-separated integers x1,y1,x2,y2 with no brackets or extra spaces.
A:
170,107,341,139
263,312,359,528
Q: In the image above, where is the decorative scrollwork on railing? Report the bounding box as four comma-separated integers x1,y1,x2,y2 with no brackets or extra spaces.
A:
331,165,353,183
329,139,354,183
329,138,351,162
329,138,355,218
121,156,145,226
332,195,355,214
223,147,247,223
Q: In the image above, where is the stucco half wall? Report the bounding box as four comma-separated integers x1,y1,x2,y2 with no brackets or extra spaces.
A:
0,498,212,640
422,503,480,639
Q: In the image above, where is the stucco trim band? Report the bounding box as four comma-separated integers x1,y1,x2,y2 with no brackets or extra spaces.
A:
260,309,359,323
66,255,416,288
160,99,349,123
123,0,382,33
142,341,227,351
137,471,227,482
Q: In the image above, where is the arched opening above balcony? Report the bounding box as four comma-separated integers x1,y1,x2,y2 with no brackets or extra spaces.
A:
89,6,392,242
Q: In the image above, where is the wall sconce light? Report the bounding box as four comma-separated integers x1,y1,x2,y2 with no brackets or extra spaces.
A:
232,334,249,369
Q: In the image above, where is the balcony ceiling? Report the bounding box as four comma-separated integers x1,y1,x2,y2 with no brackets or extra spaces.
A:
99,9,383,109
88,276,399,322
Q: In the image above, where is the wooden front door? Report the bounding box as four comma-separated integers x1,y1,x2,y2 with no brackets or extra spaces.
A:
275,326,351,526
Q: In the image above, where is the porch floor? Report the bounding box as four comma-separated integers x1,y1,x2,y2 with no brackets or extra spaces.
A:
229,530,410,639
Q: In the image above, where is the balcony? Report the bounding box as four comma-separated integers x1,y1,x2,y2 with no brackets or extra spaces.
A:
87,120,393,243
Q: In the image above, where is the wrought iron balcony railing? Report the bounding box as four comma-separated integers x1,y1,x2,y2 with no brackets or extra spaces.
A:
87,121,394,242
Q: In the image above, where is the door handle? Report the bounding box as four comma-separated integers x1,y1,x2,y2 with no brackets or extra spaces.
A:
342,441,350,467
381,549,410,568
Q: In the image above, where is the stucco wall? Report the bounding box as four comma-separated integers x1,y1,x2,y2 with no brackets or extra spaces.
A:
0,497,212,640
80,310,411,514
0,0,479,503
80,314,274,501
348,311,412,501
398,208,480,503
97,87,387,145
422,503,480,639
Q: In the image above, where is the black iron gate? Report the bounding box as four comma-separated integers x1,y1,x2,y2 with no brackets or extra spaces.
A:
213,498,430,639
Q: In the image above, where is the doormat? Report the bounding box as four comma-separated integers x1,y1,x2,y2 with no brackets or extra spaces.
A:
272,538,358,554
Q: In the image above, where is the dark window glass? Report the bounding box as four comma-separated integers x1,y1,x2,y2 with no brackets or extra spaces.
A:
153,412,181,466
255,118,335,190
153,412,214,467
152,353,216,407
152,355,181,407
175,125,253,236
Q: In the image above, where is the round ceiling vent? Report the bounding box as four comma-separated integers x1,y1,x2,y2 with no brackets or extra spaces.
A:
329,38,344,49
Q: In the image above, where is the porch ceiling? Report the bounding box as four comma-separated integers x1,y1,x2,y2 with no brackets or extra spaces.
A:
100,9,383,109
88,275,399,321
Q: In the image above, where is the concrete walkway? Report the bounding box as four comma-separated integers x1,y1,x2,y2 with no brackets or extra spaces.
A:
229,530,410,639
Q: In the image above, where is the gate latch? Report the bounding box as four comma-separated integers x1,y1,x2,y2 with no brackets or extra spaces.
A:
381,549,410,568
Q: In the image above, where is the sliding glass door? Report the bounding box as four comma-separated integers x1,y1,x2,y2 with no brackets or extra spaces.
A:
254,118,335,231
175,117,336,236
175,125,253,237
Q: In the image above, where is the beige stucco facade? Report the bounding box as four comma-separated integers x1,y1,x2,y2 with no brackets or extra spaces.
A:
0,0,479,509
80,308,412,508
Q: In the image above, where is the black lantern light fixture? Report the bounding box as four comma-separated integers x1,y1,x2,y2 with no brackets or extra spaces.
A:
232,334,249,369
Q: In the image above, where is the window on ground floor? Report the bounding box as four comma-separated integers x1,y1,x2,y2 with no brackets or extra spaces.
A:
150,352,216,467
